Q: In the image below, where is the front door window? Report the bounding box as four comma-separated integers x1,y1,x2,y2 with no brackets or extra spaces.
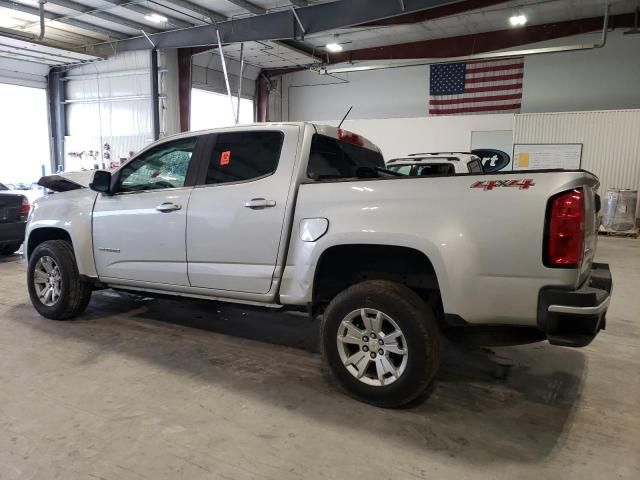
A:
117,137,197,193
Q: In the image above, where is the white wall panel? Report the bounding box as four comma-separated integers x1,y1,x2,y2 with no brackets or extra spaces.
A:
280,31,640,122
341,114,515,160
284,65,429,121
514,110,640,206
521,31,640,113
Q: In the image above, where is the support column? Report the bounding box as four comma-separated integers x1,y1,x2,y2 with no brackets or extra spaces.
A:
256,74,270,123
47,68,66,173
150,48,160,140
177,47,193,132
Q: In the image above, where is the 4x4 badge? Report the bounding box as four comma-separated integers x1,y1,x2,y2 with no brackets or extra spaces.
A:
471,179,535,191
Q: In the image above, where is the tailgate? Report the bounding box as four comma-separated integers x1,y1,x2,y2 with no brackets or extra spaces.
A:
0,193,26,224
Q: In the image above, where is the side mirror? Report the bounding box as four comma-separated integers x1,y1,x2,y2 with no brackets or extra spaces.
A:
89,170,112,194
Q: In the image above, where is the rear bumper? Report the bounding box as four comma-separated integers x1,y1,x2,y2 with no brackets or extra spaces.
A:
538,263,612,347
0,221,26,245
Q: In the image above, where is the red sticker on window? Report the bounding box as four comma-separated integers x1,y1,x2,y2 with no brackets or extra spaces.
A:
220,150,231,166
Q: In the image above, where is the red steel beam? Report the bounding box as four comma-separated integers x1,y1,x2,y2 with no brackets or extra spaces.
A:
360,0,511,27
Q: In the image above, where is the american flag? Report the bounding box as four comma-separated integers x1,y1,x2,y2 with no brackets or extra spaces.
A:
428,57,524,115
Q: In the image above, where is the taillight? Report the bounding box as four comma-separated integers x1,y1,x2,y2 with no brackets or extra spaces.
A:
20,196,30,215
545,188,585,267
337,128,364,146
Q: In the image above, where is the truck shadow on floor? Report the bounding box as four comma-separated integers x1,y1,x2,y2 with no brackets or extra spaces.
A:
0,252,22,264
16,290,586,465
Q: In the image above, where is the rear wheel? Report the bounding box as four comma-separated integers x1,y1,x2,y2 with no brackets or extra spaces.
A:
321,280,443,408
27,240,92,320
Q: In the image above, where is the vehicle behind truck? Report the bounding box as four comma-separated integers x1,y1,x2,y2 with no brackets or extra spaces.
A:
26,123,612,407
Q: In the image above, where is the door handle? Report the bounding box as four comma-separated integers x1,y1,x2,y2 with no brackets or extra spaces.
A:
156,202,182,212
244,198,276,209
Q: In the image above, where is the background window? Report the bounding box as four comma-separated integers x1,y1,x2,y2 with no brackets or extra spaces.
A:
190,89,254,131
416,164,455,176
205,131,283,185
118,137,197,192
468,160,484,173
0,84,50,185
386,165,413,175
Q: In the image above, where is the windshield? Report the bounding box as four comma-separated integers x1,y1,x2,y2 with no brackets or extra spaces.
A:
0,182,7,190
308,134,384,179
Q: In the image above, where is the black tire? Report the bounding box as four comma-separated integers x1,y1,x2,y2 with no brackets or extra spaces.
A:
0,243,21,255
27,240,92,320
321,280,443,408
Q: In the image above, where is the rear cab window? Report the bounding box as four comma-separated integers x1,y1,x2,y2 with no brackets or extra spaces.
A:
205,131,284,185
307,134,385,180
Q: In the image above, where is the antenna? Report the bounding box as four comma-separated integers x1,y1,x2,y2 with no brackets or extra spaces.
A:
337,106,353,129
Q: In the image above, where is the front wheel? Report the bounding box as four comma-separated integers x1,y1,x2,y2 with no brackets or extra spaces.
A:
27,240,92,320
321,280,443,408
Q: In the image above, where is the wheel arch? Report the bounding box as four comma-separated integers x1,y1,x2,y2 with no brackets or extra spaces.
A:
27,227,73,258
312,244,445,321
26,225,96,278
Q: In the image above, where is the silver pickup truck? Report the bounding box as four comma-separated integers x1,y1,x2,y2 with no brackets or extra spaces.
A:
26,123,612,407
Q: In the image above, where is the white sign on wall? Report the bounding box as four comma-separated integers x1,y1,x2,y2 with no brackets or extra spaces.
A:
513,143,583,170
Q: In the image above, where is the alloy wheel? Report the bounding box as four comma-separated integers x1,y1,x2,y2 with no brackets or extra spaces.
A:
336,308,408,386
33,256,62,307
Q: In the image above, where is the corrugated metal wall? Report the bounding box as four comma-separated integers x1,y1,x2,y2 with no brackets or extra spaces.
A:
65,51,152,169
515,110,640,207
64,50,182,170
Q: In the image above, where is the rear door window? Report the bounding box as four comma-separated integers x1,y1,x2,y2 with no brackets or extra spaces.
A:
308,134,384,179
205,131,284,185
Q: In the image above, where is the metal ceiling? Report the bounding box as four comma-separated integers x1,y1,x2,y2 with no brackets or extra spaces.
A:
305,0,640,53
0,34,100,65
0,0,330,66
0,0,638,69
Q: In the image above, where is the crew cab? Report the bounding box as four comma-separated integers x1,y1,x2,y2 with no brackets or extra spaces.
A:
386,152,484,176
26,123,612,407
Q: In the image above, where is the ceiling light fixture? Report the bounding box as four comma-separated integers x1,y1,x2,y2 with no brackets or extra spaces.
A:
325,43,343,53
509,14,527,27
145,13,168,23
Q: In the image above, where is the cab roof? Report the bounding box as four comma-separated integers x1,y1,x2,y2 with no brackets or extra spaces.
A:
142,122,381,155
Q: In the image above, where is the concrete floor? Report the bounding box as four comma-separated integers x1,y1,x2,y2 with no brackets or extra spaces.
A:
0,237,638,480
